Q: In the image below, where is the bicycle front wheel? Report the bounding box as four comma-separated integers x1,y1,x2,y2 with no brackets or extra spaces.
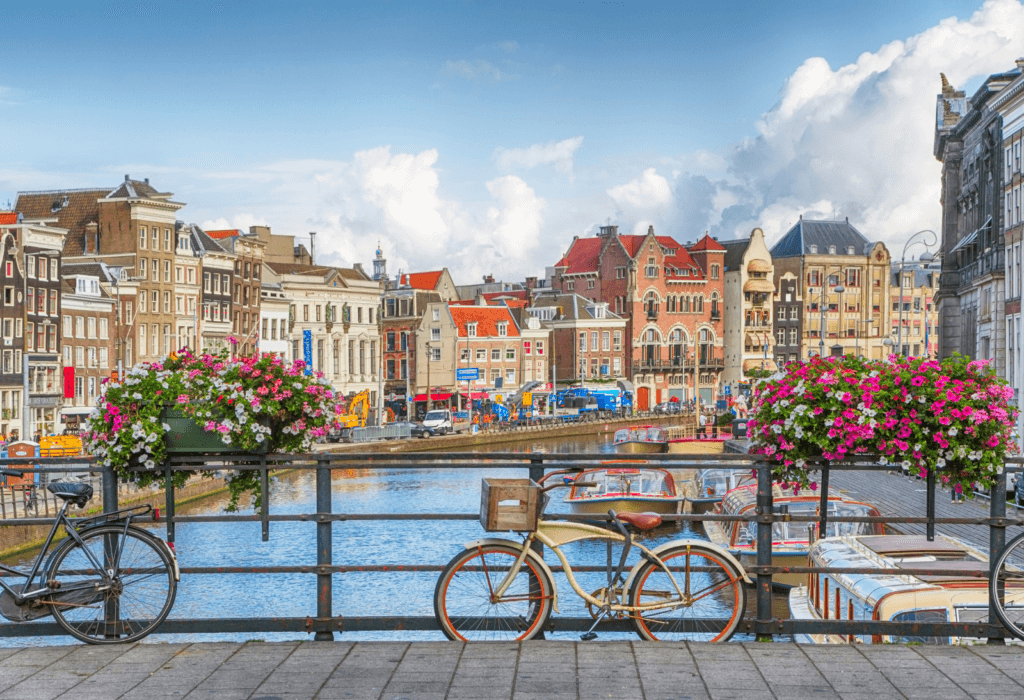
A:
990,531,1024,640
629,543,745,642
434,543,553,641
47,525,177,644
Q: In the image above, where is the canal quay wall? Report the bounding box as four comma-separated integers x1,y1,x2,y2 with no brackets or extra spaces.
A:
2,640,1023,700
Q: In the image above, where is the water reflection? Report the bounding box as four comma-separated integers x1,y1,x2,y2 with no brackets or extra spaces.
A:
1,433,780,645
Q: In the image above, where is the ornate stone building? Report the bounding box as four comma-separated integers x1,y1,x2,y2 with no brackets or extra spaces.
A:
720,228,776,397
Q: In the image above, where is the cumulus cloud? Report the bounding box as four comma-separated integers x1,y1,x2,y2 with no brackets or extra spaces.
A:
194,147,545,283
493,136,584,181
606,0,1024,248
442,59,514,83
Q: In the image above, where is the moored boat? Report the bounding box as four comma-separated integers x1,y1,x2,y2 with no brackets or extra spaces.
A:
564,466,683,515
667,437,728,454
613,426,668,453
703,484,884,588
685,468,754,514
789,534,1024,644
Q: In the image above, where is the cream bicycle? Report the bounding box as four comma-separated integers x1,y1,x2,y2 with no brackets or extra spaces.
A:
434,475,750,642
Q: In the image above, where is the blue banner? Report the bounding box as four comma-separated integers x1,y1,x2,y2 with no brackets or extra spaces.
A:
303,330,312,375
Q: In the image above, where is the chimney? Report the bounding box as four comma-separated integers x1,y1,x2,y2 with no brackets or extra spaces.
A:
125,174,130,182
598,225,618,237
84,222,99,255
475,293,485,305
484,274,495,284
525,276,537,290
648,225,654,236
144,178,149,185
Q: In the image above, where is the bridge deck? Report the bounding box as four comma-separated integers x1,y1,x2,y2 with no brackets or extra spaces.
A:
0,640,1022,700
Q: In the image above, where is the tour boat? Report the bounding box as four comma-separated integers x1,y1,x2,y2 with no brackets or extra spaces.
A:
667,437,728,454
789,534,1024,644
564,467,683,515
703,483,885,588
612,426,668,454
685,468,755,514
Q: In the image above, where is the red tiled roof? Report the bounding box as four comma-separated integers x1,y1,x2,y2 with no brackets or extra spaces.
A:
501,299,529,309
205,229,242,240
401,270,443,290
0,212,16,224
562,237,602,274
449,299,477,306
689,233,726,252
449,306,520,338
482,290,527,302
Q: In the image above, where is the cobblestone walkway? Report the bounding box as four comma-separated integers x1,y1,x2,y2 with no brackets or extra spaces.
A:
0,641,1022,700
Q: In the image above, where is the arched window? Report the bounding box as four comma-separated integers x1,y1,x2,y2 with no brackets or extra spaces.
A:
666,295,675,313
710,292,720,319
644,291,659,319
682,296,691,313
694,295,704,313
669,328,685,367
643,328,661,366
699,328,714,365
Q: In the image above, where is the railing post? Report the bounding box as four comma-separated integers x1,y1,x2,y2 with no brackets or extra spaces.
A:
260,456,270,542
756,461,773,641
103,463,118,514
164,463,175,544
528,454,547,639
988,470,1007,645
818,461,830,538
102,464,119,638
926,466,936,542
315,455,334,640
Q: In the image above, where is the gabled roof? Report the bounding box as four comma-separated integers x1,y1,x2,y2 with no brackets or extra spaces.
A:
265,262,335,277
561,237,602,274
530,293,623,322
718,238,750,272
14,188,110,257
770,218,872,259
483,290,528,303
449,306,520,338
401,270,443,290
689,233,726,252
188,226,229,255
103,178,168,200
205,229,242,240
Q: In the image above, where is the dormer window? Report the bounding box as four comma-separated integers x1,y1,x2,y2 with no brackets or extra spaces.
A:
809,245,817,254
829,245,836,255
467,322,478,337
497,322,508,337
847,246,855,255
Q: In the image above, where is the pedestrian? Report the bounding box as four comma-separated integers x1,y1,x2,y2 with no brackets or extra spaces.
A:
698,411,707,438
951,483,964,504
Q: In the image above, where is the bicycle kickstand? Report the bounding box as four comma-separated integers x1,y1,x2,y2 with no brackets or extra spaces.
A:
581,605,611,641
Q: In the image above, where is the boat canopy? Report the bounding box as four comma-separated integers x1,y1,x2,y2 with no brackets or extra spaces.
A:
571,468,675,498
614,426,667,443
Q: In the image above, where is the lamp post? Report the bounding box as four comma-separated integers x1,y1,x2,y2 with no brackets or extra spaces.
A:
883,337,895,356
895,231,937,358
817,275,845,358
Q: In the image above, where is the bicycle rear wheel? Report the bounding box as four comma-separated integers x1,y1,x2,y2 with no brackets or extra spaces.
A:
628,543,745,642
434,543,553,641
990,531,1024,640
47,525,177,644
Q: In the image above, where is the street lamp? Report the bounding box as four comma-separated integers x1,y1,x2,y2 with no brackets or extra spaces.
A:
882,337,895,356
817,275,845,358
895,231,937,358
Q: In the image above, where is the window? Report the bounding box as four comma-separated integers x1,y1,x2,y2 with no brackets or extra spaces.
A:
645,257,658,278
75,345,83,367
37,257,47,281
777,329,786,345
602,331,610,351
140,227,147,249
150,228,157,249
535,341,544,356
431,327,441,341
164,229,171,251
524,341,532,355
591,331,598,351
506,348,515,360
87,317,96,339
711,264,719,280
433,308,440,321
163,260,170,282
73,316,83,338
27,255,35,279
151,259,158,281
467,322,477,337
845,268,861,287
491,348,501,361
2,287,10,306
616,267,626,279
505,369,515,384
163,291,171,314
587,279,595,289
579,331,587,353
613,331,621,351
789,327,798,345
62,315,72,338
476,348,486,361
88,347,96,368
497,322,507,337
303,305,309,322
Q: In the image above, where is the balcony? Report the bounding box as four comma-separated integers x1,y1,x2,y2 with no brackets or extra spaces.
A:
631,356,724,373
959,249,1004,290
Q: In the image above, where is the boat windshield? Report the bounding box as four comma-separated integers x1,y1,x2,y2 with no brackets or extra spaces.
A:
734,502,880,544
697,469,750,497
615,427,666,443
576,469,671,496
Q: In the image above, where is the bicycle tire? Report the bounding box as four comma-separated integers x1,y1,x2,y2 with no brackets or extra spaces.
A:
47,525,177,644
434,543,553,641
628,543,745,642
990,530,1024,640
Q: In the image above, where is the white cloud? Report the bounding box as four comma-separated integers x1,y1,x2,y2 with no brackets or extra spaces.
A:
498,41,519,53
442,59,514,83
603,0,1024,251
493,136,584,180
200,213,269,232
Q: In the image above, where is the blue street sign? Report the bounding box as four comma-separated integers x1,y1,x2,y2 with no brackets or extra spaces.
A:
302,330,312,376
456,368,480,381
723,385,731,396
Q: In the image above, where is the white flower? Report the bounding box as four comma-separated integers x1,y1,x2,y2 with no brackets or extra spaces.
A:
132,392,143,400
162,423,171,431
949,427,959,437
144,459,156,469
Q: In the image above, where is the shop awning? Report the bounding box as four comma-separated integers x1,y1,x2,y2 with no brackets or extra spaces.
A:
950,216,990,254
411,392,454,402
743,359,777,372
459,391,490,400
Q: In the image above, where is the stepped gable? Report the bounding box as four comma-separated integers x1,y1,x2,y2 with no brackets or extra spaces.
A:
770,218,871,258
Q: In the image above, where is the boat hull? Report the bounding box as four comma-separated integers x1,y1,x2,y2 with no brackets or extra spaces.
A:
566,497,682,515
614,441,667,454
667,439,726,454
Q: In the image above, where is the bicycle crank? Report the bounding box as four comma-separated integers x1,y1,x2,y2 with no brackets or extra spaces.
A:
585,587,627,620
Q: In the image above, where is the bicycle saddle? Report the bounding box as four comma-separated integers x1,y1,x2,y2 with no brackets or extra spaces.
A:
47,481,93,507
615,511,662,530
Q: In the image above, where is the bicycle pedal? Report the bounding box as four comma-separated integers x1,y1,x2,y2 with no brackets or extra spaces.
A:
580,632,598,641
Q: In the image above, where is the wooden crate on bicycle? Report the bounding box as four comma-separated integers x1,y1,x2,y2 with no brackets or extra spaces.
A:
480,478,541,531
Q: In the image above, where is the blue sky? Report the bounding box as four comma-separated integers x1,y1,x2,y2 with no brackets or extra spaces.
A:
2,1,1022,281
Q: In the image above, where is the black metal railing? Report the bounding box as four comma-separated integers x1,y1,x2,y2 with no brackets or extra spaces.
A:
0,451,1022,641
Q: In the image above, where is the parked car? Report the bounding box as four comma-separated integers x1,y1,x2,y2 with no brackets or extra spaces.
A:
391,421,435,439
653,402,681,415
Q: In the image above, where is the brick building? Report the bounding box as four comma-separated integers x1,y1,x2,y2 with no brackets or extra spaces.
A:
528,293,626,388
551,225,725,410
204,229,267,357
60,263,116,430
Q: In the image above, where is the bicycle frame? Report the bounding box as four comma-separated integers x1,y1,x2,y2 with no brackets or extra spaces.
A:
492,519,687,615
0,500,131,608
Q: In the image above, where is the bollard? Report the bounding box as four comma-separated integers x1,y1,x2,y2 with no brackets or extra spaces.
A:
528,454,547,639
926,467,936,541
988,471,1007,644
103,465,119,638
755,462,773,641
164,464,175,544
315,456,334,640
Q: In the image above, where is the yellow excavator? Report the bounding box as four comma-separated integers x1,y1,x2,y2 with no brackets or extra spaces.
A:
338,389,370,430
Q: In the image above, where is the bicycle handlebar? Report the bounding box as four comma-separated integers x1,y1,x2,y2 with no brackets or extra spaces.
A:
0,469,24,478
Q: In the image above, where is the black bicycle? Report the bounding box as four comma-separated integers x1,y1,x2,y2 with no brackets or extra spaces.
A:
0,468,179,644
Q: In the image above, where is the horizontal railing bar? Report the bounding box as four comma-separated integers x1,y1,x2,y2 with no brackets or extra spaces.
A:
0,616,1006,638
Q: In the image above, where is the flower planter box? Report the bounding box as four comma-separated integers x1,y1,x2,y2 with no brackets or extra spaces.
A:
161,407,270,454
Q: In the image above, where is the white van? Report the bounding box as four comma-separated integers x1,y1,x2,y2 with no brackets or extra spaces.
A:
422,409,455,435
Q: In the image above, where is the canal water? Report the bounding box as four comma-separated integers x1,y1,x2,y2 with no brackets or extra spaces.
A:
2,433,784,645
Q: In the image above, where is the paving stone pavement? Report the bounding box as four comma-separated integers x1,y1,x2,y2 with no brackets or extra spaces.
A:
0,641,1022,699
